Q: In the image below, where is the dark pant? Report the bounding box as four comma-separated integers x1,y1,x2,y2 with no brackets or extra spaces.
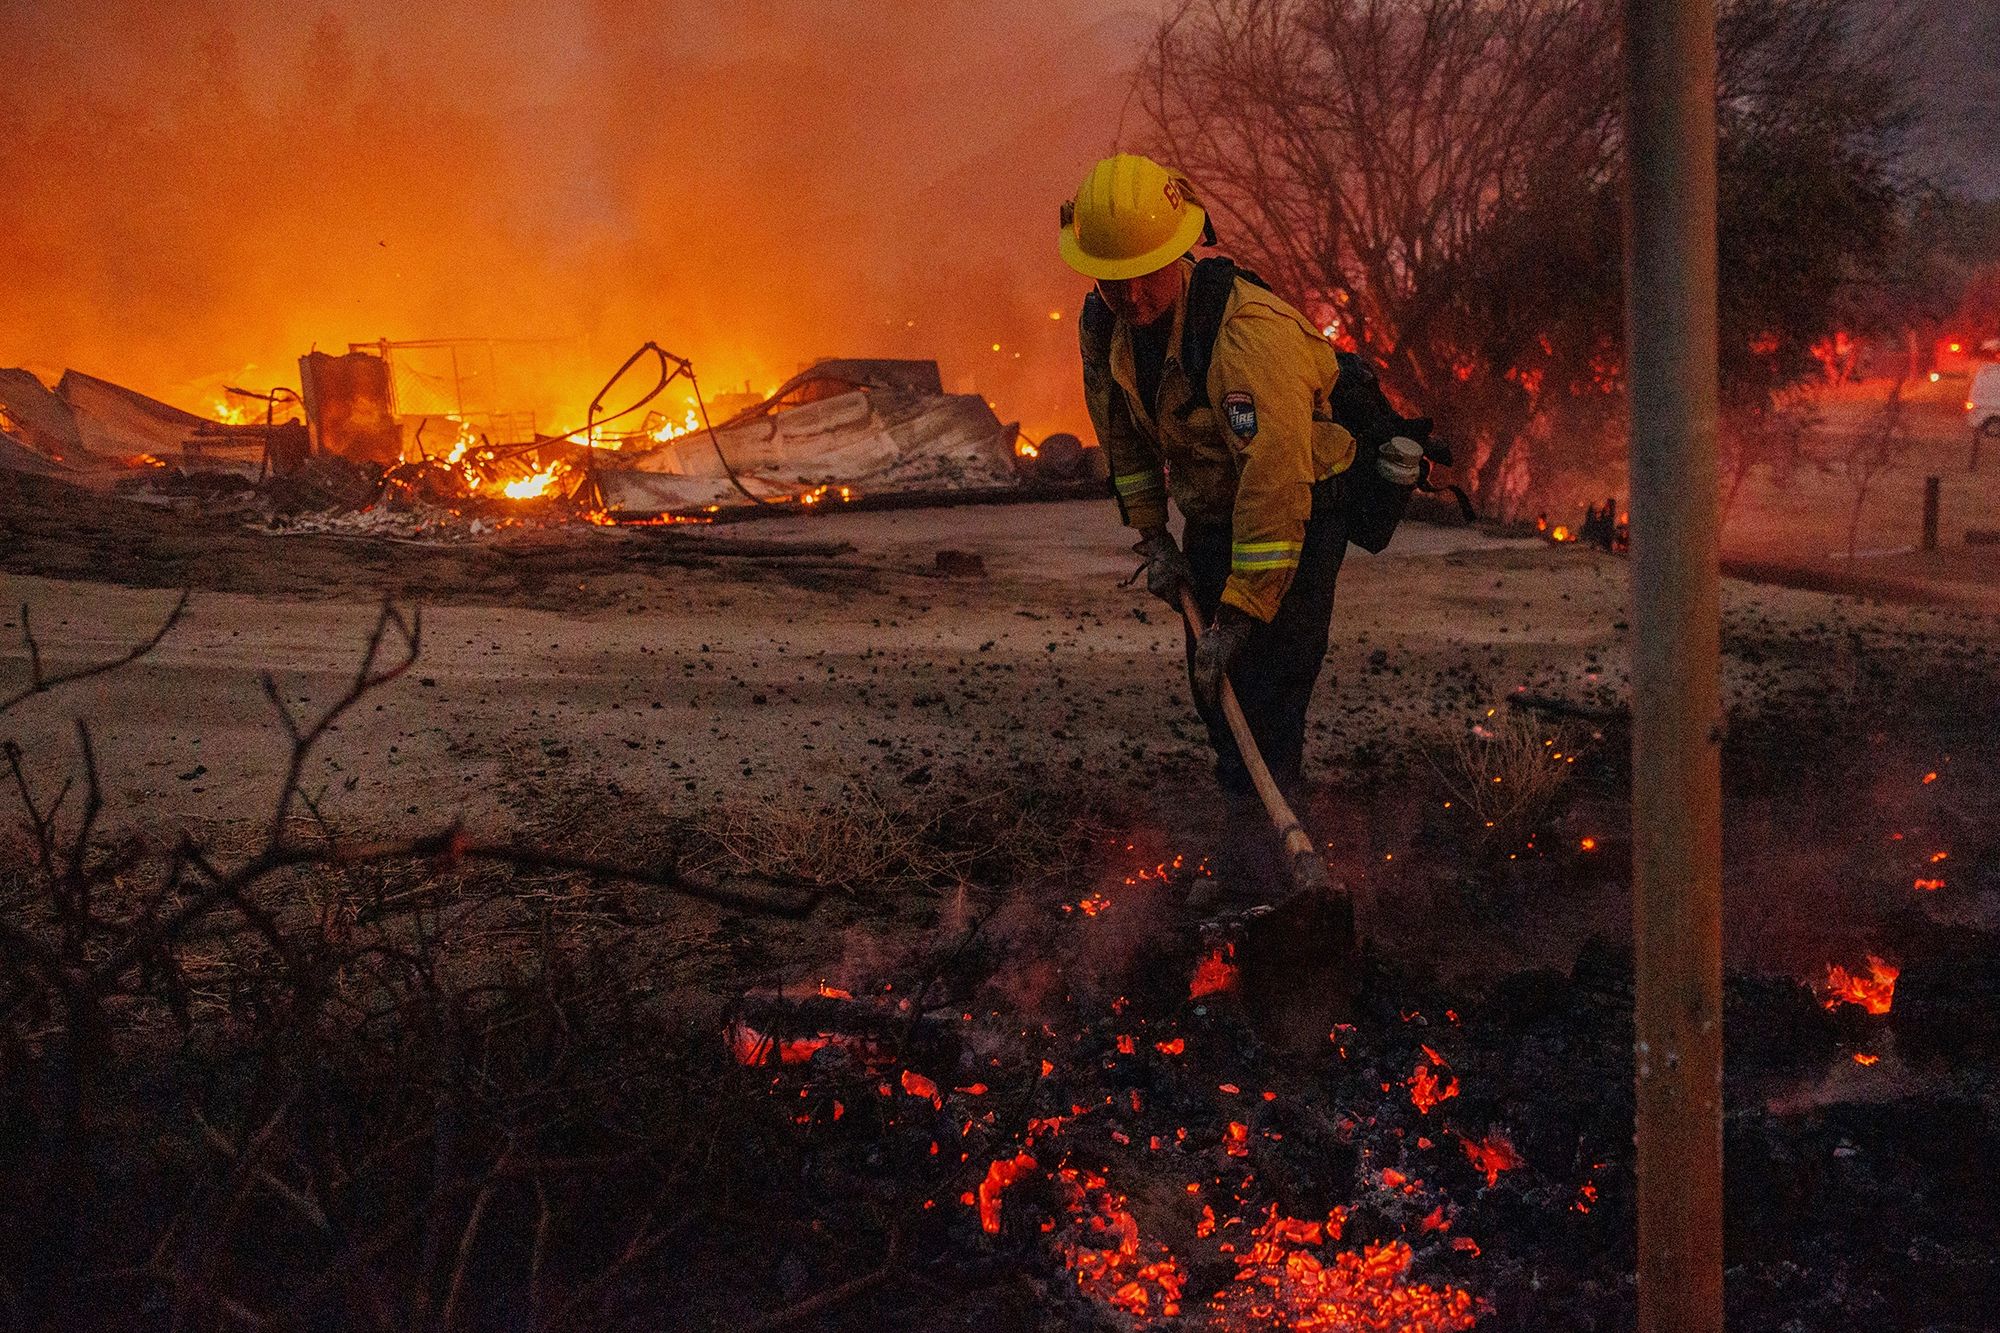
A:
1181,475,1346,798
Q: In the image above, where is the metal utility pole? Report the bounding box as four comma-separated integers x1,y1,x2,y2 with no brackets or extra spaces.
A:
1622,2,1723,1331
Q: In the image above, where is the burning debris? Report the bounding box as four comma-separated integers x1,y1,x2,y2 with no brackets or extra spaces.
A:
693,840,1562,1330
1534,499,1628,552
0,345,1103,540
593,358,1046,515
1823,956,1899,1015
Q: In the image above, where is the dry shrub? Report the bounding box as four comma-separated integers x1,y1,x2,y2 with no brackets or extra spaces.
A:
691,769,1096,896
1426,707,1587,835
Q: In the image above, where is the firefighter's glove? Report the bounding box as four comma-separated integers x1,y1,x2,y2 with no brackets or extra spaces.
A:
1376,435,1424,487
1129,528,1193,607
1193,605,1257,712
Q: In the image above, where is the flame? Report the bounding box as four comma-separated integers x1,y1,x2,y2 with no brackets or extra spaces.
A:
121,454,166,469
1016,438,1039,458
650,406,702,444
1824,956,1898,1014
1852,1052,1880,1066
1914,877,1945,892
499,464,565,499
212,397,254,425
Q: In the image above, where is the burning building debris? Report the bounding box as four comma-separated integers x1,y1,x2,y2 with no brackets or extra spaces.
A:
0,344,1102,540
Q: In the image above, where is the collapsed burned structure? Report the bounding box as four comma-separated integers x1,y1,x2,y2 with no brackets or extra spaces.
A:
0,343,1100,533
592,358,1044,513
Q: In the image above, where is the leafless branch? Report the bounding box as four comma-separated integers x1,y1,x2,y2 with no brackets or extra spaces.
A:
262,598,421,844
0,592,842,1326
0,589,190,717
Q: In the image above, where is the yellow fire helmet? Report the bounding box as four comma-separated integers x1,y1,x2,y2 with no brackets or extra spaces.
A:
1059,153,1209,281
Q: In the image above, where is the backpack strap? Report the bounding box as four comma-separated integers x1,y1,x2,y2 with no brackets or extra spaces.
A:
1178,257,1273,410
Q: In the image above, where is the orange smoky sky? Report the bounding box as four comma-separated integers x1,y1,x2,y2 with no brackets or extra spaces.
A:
0,1,1154,436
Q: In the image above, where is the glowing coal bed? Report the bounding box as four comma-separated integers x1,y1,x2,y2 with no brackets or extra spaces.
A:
717,831,2000,1331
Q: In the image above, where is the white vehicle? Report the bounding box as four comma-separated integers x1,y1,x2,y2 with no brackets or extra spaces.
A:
1969,363,2000,438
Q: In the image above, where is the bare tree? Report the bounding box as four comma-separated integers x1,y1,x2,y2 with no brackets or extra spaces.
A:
1139,0,1921,512
1139,0,1620,506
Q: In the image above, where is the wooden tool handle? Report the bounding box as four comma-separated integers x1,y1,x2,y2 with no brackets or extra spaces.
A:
1179,588,1317,866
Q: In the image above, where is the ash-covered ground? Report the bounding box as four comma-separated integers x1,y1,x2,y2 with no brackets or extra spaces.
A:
2,485,1996,1330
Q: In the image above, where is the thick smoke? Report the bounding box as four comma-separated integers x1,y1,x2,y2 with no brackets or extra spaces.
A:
0,0,1151,435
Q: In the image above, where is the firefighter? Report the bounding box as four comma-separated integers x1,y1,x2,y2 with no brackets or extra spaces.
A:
1060,152,1386,803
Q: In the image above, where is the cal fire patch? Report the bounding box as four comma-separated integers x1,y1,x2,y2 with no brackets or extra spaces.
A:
1222,390,1258,439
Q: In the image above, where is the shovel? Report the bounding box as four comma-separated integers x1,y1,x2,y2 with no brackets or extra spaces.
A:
1180,586,1357,1026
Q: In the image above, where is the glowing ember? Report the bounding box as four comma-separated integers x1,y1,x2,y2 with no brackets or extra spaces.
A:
1462,1132,1523,1187
1823,956,1898,1015
726,1021,828,1066
900,1069,942,1105
1190,945,1239,999
586,509,712,527
1206,1231,1476,1332
971,1152,1038,1235
1051,1166,1187,1319
1406,1059,1460,1115
1852,1052,1880,1066
1155,1037,1186,1056
1914,878,1945,892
